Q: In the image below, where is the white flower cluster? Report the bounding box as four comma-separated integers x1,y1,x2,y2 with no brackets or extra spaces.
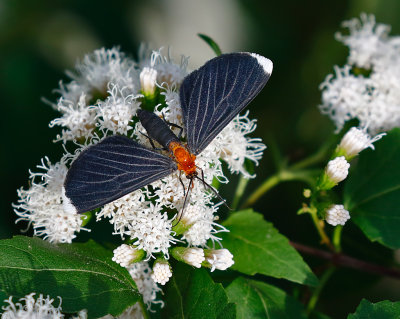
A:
49,47,140,142
127,261,163,309
210,111,266,178
1,293,64,319
13,157,87,243
15,46,264,249
1,292,142,319
14,46,262,302
320,13,400,134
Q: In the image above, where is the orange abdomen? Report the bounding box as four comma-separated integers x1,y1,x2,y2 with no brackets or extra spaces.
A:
169,141,197,176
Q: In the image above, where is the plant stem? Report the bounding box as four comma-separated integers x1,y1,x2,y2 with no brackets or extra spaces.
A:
242,131,337,207
333,226,343,252
241,136,334,209
306,266,335,314
291,241,400,279
309,206,335,251
291,137,335,170
231,175,249,210
241,173,280,208
241,169,318,209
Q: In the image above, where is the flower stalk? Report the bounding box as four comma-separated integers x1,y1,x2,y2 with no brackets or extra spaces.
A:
242,168,319,208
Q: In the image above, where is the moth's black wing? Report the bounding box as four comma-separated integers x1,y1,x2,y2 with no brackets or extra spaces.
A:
63,135,177,213
180,52,272,155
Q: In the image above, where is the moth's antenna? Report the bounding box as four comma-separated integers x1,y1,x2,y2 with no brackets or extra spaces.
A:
173,177,194,226
194,174,231,210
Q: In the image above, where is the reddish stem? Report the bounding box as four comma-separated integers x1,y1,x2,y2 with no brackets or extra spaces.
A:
291,241,400,279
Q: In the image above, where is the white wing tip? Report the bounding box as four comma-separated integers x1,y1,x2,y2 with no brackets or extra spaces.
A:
62,186,78,214
249,53,273,75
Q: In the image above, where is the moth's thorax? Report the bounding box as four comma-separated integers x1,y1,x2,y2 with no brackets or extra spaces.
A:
168,141,197,176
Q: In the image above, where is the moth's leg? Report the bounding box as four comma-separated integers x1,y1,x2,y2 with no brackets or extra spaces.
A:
161,113,184,139
139,131,164,150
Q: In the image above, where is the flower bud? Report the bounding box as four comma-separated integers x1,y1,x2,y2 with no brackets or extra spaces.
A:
151,259,172,285
325,204,350,226
140,67,158,97
303,189,312,198
171,247,205,268
112,244,145,268
318,156,350,190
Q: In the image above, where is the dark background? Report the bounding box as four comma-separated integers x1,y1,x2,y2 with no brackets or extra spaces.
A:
1,0,400,317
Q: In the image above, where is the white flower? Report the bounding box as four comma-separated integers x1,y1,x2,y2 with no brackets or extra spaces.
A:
96,83,140,135
320,65,371,132
1,293,63,319
325,156,350,184
150,172,187,209
335,13,395,69
209,111,266,178
325,204,351,226
13,157,86,243
112,244,145,268
98,194,176,259
50,47,141,143
124,200,175,257
139,45,189,87
49,93,97,142
127,261,163,309
204,249,234,272
160,85,184,128
181,202,228,247
320,14,400,134
60,47,139,103
337,127,386,159
151,260,173,285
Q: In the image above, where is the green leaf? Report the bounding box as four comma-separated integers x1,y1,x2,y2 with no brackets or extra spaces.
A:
226,277,308,319
347,299,400,319
344,128,400,248
163,261,235,319
0,236,139,318
198,34,222,56
221,210,318,286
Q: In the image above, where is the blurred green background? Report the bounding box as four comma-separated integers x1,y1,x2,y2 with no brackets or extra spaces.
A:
1,0,400,317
